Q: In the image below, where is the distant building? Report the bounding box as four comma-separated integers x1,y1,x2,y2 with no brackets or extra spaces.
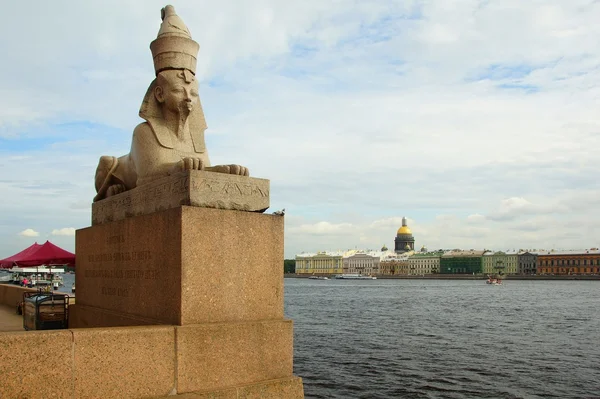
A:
536,249,600,275
408,251,443,275
394,217,415,254
518,251,538,275
295,251,343,275
342,252,380,275
379,252,411,275
440,250,485,274
482,251,518,275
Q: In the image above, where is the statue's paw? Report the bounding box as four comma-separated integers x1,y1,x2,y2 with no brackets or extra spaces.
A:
180,157,204,171
106,184,126,197
205,165,249,176
227,164,249,176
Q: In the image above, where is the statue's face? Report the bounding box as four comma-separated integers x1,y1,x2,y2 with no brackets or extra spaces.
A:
155,70,199,114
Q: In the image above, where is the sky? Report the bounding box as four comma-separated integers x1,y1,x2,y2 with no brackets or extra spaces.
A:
1,0,599,259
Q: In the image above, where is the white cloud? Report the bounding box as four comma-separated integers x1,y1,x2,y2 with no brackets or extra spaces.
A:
288,221,355,236
18,229,39,237
467,214,486,224
51,228,76,237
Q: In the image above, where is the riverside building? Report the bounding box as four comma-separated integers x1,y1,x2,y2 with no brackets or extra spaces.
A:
482,250,518,275
440,250,485,274
295,251,344,275
379,252,411,275
342,251,381,275
537,249,600,275
407,250,443,275
518,251,538,275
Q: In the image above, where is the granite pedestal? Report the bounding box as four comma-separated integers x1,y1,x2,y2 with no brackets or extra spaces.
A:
73,205,283,327
64,172,303,397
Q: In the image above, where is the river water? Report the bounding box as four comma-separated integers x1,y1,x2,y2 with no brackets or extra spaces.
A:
56,273,75,295
284,278,600,399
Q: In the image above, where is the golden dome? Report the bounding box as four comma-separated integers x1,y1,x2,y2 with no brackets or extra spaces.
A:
397,226,412,235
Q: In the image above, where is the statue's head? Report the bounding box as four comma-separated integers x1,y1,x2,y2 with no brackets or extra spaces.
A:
138,5,207,152
154,69,199,116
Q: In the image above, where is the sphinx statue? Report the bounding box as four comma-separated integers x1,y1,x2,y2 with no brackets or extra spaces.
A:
94,5,248,202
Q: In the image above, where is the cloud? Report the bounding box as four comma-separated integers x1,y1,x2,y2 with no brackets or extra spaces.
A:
467,214,486,224
288,221,355,236
487,196,570,222
51,228,76,236
487,197,536,221
19,229,39,237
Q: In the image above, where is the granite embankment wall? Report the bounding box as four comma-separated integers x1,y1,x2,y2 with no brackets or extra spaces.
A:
0,321,299,399
1,281,298,398
0,283,37,308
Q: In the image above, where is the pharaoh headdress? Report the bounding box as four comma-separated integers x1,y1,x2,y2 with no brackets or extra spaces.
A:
139,5,206,153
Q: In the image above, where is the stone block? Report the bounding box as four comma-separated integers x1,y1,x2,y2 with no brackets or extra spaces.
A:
0,330,73,399
72,326,175,399
237,377,305,399
76,207,182,325
69,304,159,329
0,284,37,308
176,389,237,398
92,170,270,225
176,320,293,393
152,377,304,398
75,206,283,326
179,206,284,325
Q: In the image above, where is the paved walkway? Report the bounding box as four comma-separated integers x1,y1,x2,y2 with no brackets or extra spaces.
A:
0,304,24,332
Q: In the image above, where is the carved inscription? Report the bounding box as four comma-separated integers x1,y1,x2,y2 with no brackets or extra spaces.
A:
88,268,160,298
192,178,269,198
87,251,152,263
84,269,159,279
101,287,130,297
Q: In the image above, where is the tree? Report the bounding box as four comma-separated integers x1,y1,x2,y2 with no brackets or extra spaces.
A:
284,259,296,274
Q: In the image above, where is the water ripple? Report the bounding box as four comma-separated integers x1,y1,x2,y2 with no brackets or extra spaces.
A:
285,279,600,399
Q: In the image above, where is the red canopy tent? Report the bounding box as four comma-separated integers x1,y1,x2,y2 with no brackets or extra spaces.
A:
0,241,75,268
0,242,42,268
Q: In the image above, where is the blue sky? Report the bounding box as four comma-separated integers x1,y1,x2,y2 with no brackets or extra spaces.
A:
1,0,599,258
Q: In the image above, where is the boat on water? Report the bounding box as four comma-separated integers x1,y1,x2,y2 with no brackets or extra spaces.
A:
71,283,76,293
309,276,329,280
486,275,502,285
334,274,377,280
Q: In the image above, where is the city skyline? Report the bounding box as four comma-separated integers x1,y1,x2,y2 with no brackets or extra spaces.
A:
1,1,599,259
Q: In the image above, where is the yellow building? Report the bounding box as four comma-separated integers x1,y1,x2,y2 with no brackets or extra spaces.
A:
295,252,344,275
482,251,518,275
379,252,411,275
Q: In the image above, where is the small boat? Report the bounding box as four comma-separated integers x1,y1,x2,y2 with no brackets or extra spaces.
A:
309,276,329,280
334,274,377,280
486,275,502,285
71,283,76,293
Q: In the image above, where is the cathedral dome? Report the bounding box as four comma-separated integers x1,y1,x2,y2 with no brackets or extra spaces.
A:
394,216,415,254
396,216,413,235
397,226,412,235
